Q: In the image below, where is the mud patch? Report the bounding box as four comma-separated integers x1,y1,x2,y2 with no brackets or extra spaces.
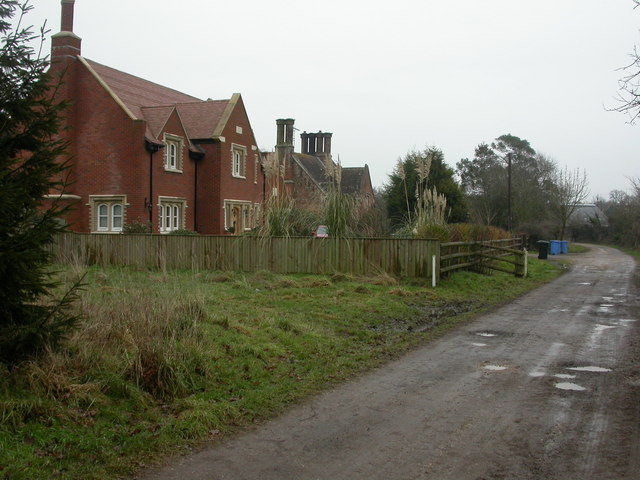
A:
371,301,479,332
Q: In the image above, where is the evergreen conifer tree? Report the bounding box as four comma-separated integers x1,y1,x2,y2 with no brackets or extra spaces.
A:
0,0,80,363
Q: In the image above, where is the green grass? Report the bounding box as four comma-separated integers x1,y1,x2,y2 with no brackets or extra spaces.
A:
0,259,561,480
619,247,640,261
568,243,590,254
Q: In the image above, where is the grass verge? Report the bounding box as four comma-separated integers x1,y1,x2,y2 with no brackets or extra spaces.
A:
0,259,561,479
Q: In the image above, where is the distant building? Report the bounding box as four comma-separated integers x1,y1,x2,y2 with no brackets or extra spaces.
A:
569,204,609,227
266,119,374,215
46,0,263,234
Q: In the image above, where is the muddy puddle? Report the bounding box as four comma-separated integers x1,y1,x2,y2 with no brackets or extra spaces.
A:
484,365,508,371
555,382,586,391
567,366,612,373
370,301,478,333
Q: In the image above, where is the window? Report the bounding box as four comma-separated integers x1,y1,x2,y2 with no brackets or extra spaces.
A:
223,200,258,233
89,195,127,233
158,197,186,233
231,144,246,178
254,154,259,184
163,133,184,172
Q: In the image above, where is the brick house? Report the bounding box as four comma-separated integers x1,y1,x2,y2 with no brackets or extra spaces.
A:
47,0,263,235
267,119,374,215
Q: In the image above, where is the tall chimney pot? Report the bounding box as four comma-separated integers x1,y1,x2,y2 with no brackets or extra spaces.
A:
61,0,75,32
323,133,333,155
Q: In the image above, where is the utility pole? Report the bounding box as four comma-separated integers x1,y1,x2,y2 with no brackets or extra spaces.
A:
507,153,513,232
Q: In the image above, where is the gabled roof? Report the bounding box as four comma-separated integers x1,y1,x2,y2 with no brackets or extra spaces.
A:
341,166,370,195
291,153,332,192
140,106,175,138
80,57,235,143
84,58,200,119
175,100,230,140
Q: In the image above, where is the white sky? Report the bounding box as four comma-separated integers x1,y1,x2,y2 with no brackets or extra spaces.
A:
18,0,640,197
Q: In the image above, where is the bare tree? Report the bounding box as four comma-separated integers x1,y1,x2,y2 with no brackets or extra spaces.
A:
550,167,590,241
611,1,640,123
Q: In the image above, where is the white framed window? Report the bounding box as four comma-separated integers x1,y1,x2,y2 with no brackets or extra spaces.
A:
89,195,127,233
254,154,259,184
158,197,186,233
231,144,247,178
223,199,257,233
163,133,184,172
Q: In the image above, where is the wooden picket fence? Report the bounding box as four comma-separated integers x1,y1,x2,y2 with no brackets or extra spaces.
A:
49,233,527,280
49,233,440,278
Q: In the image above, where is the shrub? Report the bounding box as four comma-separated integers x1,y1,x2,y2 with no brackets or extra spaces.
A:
122,221,152,234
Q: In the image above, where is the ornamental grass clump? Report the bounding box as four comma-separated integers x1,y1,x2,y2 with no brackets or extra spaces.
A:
411,152,449,238
322,156,356,238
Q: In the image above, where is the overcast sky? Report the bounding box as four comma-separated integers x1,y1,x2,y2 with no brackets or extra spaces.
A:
19,0,640,197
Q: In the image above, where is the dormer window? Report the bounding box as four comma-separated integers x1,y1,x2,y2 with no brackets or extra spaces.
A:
163,133,184,172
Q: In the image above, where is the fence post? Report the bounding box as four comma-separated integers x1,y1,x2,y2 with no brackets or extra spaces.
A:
515,249,527,277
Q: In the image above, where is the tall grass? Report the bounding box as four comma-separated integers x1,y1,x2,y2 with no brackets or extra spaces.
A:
323,190,356,238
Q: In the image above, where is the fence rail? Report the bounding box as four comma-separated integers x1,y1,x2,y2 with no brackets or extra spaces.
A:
440,238,526,277
49,233,440,278
49,233,526,280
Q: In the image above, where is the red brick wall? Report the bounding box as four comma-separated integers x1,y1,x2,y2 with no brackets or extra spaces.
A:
203,97,264,234
58,60,149,232
154,111,196,231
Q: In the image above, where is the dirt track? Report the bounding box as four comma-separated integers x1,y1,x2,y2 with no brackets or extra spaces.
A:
137,246,640,480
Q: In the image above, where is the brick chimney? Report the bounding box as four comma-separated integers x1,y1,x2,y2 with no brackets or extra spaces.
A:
322,132,332,155
300,132,309,154
51,0,82,61
275,118,295,172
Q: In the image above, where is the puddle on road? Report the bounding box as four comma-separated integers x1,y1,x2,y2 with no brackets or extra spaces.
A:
567,366,612,373
471,342,487,347
594,324,616,332
597,304,615,314
484,365,508,371
619,319,637,324
554,373,576,379
555,382,587,391
529,370,545,377
577,282,591,285
476,332,497,337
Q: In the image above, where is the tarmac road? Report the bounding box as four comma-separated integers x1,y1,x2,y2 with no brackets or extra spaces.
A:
136,245,640,480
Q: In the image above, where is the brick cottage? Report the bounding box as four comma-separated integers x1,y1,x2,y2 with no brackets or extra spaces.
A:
47,0,264,235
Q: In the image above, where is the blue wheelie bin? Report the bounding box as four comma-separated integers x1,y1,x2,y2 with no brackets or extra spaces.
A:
560,241,568,254
549,240,561,255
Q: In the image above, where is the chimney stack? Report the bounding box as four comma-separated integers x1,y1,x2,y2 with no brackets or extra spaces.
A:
300,132,309,154
275,119,295,171
323,132,332,155
316,131,325,154
51,0,82,60
307,133,317,154
60,0,75,32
